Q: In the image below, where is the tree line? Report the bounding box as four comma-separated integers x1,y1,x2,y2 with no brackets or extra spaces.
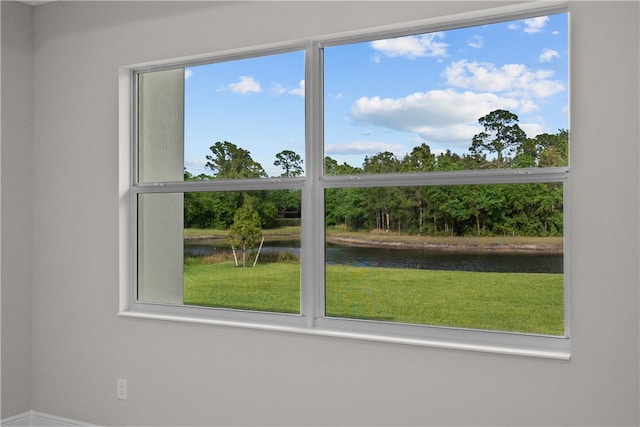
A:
184,109,567,237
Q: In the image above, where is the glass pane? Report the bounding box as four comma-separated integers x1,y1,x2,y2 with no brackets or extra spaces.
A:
184,51,305,179
138,51,305,182
325,183,564,335
324,13,568,175
138,190,301,314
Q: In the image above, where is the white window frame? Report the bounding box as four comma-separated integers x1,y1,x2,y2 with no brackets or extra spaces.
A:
119,1,571,359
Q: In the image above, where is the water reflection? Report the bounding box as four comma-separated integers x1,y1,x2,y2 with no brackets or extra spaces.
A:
185,239,562,274
325,244,561,273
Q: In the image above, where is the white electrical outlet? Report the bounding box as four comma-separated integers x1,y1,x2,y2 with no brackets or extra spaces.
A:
117,378,128,400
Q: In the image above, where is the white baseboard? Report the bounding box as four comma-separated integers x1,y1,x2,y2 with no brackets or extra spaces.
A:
1,411,93,427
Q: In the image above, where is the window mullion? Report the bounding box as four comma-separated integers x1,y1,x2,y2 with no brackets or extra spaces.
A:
300,41,325,327
320,168,569,189
134,178,305,193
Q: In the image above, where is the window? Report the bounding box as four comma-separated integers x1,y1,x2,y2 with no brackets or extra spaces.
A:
122,4,570,358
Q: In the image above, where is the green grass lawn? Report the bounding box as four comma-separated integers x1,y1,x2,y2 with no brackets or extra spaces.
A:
184,260,301,314
184,260,564,336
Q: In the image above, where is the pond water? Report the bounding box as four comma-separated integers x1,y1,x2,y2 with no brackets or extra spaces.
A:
184,239,562,274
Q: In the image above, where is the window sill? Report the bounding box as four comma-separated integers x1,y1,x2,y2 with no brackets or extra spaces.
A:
118,307,570,360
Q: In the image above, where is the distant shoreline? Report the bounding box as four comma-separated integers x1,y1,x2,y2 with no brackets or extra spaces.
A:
185,230,563,254
325,235,562,254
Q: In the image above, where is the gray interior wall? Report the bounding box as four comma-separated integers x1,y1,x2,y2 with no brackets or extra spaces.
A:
1,1,33,418
0,1,637,425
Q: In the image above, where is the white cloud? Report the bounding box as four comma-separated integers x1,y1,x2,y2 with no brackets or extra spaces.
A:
467,35,484,49
272,80,304,97
444,60,565,99
349,89,540,148
272,83,286,95
184,69,193,80
410,123,484,145
507,23,520,31
519,122,545,138
524,16,549,34
325,141,405,155
228,76,262,94
289,80,305,97
347,88,558,153
517,99,539,114
352,90,518,127
370,32,447,59
539,48,560,63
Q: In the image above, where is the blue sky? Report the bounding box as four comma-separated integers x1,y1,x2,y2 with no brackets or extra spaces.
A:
184,13,568,176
